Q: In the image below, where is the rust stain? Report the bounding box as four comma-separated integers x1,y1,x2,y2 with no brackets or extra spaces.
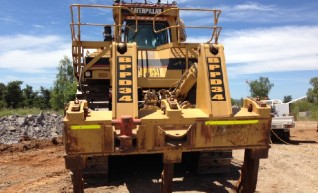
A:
104,125,113,152
155,126,166,148
64,154,83,170
64,124,86,154
187,124,196,146
137,125,146,150
250,148,269,159
257,120,271,145
65,127,79,153
199,121,272,147
200,123,212,144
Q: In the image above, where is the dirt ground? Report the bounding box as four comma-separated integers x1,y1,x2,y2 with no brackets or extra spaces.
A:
0,121,317,193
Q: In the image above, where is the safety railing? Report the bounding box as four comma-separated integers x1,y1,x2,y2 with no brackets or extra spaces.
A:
153,8,222,44
71,4,222,44
70,4,139,42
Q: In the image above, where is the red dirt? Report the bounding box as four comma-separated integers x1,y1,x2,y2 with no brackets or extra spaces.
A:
0,121,317,193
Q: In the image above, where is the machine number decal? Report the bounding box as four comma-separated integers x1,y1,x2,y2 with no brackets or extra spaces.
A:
117,56,133,103
207,57,226,101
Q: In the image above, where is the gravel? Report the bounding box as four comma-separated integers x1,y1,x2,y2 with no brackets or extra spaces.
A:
0,113,63,144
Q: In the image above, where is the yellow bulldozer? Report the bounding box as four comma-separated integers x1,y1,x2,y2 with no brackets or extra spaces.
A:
63,1,271,192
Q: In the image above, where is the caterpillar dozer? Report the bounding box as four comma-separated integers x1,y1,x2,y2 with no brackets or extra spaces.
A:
64,1,271,192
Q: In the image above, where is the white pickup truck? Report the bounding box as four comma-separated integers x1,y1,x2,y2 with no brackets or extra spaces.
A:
262,99,295,140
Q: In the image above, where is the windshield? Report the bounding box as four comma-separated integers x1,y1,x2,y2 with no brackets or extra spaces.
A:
126,22,168,49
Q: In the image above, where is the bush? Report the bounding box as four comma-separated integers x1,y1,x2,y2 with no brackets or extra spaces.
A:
0,100,6,110
291,100,318,121
0,108,62,117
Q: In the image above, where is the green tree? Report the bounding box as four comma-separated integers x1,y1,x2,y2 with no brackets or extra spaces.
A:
248,77,274,99
307,77,318,105
283,95,292,103
22,85,38,108
50,56,77,110
36,86,52,109
291,100,311,112
5,81,24,108
231,98,243,107
0,82,7,109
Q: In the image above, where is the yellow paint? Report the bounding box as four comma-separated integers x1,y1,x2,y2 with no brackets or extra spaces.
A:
70,125,101,130
118,57,132,63
208,57,220,63
205,120,259,126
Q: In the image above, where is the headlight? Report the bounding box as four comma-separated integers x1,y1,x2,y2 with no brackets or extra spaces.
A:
84,71,92,78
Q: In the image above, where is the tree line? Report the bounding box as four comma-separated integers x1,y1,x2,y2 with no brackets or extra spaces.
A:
247,76,318,105
0,56,77,111
245,76,318,120
1,55,317,113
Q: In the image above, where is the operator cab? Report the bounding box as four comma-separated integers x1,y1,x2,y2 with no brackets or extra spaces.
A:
124,21,170,49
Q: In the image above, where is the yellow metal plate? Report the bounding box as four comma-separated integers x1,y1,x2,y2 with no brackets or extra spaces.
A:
70,125,101,130
205,120,259,126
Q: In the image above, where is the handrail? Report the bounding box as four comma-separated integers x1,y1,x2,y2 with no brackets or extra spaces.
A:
153,7,222,44
70,4,222,44
70,4,139,42
179,8,221,26
209,27,222,44
153,8,180,34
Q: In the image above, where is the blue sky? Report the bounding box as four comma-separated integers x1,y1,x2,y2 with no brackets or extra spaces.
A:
0,0,317,101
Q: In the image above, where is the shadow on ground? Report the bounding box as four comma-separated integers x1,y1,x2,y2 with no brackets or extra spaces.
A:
84,153,241,193
271,135,317,145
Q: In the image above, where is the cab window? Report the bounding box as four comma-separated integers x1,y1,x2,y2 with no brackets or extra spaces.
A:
125,21,169,49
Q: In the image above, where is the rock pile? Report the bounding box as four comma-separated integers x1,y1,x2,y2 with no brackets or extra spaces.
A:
0,112,63,144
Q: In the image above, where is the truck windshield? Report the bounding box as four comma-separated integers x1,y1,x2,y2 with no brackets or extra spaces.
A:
126,22,168,49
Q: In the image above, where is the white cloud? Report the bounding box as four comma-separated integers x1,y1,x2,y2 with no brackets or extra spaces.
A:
178,2,278,26
231,3,275,11
0,35,64,50
0,17,17,22
186,36,210,43
177,2,315,25
219,2,314,23
0,35,71,73
33,24,45,28
222,26,318,75
3,75,55,90
186,25,318,76
175,0,191,4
